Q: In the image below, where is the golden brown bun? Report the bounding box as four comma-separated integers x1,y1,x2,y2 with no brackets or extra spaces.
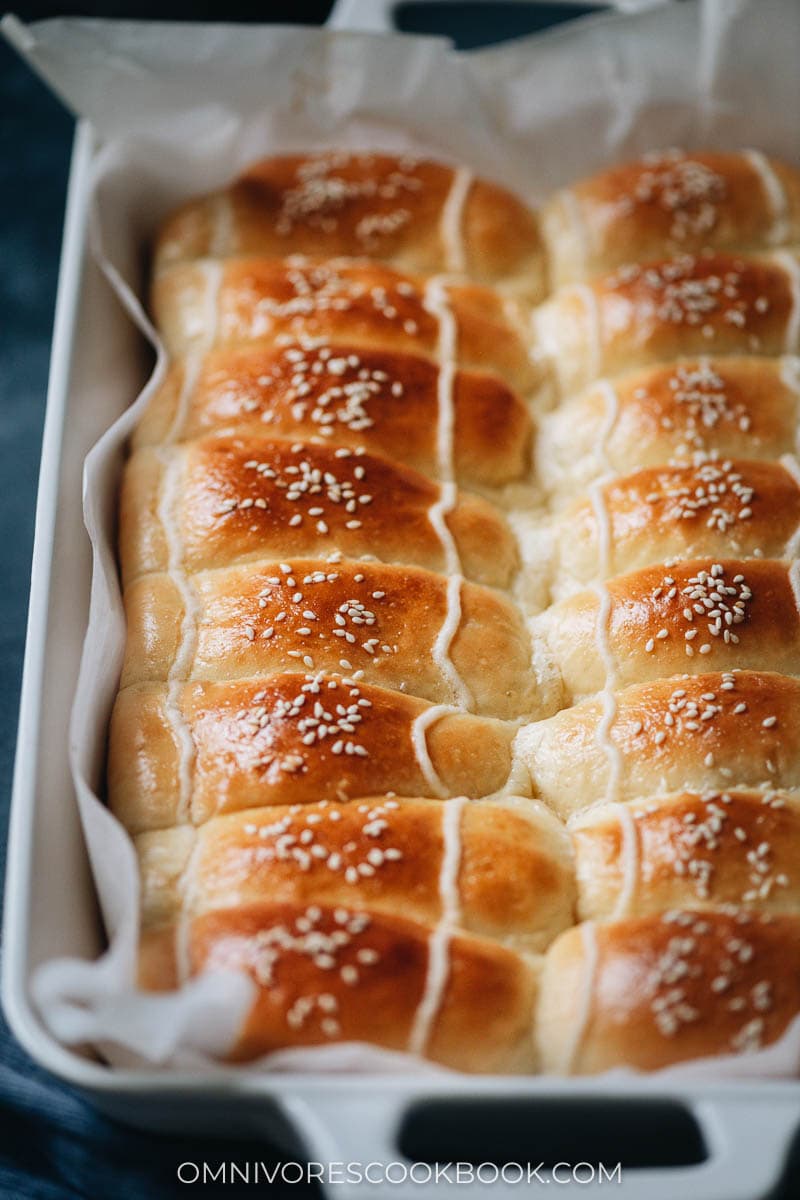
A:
537,357,800,498
119,438,518,590
109,672,518,832
519,670,800,819
552,458,800,596
140,901,539,1072
132,343,533,492
121,557,552,720
571,790,800,921
542,150,800,287
136,795,574,955
151,257,537,395
154,152,545,298
538,910,800,1073
534,251,800,399
536,558,800,701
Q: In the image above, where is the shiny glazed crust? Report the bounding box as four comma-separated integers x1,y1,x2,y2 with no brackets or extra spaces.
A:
136,795,575,955
119,437,519,589
537,356,800,497
132,343,533,492
518,670,800,819
535,251,800,399
152,257,538,395
120,556,551,720
538,909,800,1073
109,672,518,832
154,151,545,298
571,789,800,921
542,150,800,287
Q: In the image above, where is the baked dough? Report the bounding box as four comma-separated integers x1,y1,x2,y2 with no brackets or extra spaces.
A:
152,257,538,396
535,558,800,700
141,901,539,1073
518,670,800,819
550,457,800,597
538,909,800,1073
571,789,800,921
111,146,800,1073
537,356,800,498
136,795,574,956
534,251,800,400
132,344,533,493
121,557,555,720
119,437,519,589
542,150,800,287
154,151,545,298
109,672,519,832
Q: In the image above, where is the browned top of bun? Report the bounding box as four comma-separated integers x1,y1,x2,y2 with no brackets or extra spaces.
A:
546,151,800,280
152,257,537,393
154,151,543,294
539,909,800,1073
132,342,533,490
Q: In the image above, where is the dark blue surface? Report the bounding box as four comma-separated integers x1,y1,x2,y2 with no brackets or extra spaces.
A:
3,4,800,1198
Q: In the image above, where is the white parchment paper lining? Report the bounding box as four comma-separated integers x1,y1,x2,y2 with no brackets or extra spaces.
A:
6,0,800,1078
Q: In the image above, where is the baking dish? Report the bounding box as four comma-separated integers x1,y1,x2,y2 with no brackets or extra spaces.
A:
4,6,800,1196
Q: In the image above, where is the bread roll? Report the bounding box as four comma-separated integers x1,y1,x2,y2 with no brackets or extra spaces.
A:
542,150,800,287
109,672,518,832
537,356,800,498
571,790,800,921
535,558,800,700
154,152,545,298
534,251,800,399
538,910,800,1073
141,901,538,1072
152,257,538,395
518,670,800,819
132,344,533,493
136,795,574,955
551,458,800,596
119,438,519,589
121,557,555,720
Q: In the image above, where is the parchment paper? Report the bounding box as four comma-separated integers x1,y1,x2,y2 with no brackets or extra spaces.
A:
5,0,800,1077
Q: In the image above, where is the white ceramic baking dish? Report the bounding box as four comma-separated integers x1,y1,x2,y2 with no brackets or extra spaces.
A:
5,19,800,1200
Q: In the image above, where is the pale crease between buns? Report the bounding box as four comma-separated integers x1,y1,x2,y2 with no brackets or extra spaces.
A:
119,437,519,589
135,795,574,955
549,458,800,597
537,910,800,1073
541,150,800,288
108,672,519,833
534,251,800,401
131,343,534,493
121,557,554,720
534,557,800,701
151,257,539,396
571,789,800,922
518,670,800,820
154,152,546,299
537,356,800,498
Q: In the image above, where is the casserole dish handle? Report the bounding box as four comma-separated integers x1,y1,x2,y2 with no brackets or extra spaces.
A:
279,1090,799,1199
327,0,676,35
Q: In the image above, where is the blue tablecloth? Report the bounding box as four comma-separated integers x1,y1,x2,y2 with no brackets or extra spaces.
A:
3,6,800,1197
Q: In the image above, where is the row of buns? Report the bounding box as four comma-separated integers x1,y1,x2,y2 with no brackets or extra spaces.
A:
155,149,800,295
